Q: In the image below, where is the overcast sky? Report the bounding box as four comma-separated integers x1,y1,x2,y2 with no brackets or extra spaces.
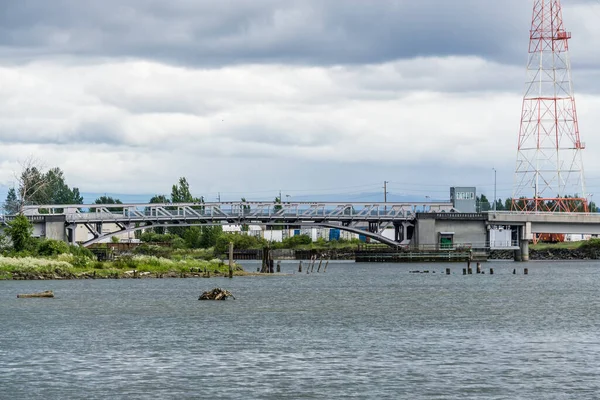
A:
1,0,600,203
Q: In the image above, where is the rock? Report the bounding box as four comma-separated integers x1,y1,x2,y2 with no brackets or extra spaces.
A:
198,288,235,301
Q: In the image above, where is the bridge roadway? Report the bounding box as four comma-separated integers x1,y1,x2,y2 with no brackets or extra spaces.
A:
20,201,456,246
488,211,600,235
12,203,600,248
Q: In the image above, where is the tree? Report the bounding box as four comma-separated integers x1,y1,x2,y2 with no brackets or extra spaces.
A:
148,195,170,234
169,177,203,238
9,158,82,213
171,177,196,203
240,198,251,232
493,198,505,211
183,226,203,248
93,196,123,212
150,194,170,204
5,215,33,252
4,188,19,215
43,167,83,205
271,196,283,230
200,225,223,248
477,194,491,212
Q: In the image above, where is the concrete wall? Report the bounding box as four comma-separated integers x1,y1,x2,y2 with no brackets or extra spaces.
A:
414,216,487,249
44,216,67,241
435,220,487,247
415,218,436,246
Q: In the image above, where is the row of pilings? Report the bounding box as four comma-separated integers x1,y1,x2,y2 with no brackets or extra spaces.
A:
258,247,329,274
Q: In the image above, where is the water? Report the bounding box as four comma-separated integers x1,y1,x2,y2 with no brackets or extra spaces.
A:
1,261,600,399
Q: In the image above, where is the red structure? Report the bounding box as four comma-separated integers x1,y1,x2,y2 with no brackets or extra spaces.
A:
513,0,587,212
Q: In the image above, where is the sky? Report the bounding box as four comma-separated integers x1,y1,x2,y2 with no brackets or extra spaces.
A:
1,0,600,204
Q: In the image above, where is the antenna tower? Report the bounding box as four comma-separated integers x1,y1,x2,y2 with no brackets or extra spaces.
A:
513,0,587,212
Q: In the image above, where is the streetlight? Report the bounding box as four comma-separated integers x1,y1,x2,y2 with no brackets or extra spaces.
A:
492,168,497,212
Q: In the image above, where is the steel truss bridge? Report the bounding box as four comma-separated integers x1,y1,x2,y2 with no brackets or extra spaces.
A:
20,201,456,247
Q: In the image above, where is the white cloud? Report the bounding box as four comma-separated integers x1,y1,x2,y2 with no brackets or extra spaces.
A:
0,54,599,199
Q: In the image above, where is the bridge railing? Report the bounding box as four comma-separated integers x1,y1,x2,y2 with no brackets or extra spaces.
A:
487,210,600,217
21,201,456,223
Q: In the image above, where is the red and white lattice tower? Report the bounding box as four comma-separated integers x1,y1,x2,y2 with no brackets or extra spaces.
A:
513,0,587,212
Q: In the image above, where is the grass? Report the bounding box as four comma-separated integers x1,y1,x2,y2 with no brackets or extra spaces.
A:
0,254,244,280
530,241,585,250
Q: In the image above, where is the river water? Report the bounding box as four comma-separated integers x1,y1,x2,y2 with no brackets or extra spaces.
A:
1,260,600,399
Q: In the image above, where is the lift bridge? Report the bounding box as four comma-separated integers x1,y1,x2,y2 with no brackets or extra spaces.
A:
19,201,456,247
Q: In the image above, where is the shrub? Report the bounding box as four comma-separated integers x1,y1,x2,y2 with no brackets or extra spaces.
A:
579,238,600,251
281,234,312,248
68,245,95,259
37,239,70,256
133,243,172,258
4,215,33,252
140,232,177,243
214,233,266,255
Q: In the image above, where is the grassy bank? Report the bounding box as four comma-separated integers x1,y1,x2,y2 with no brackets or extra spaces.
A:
0,254,245,280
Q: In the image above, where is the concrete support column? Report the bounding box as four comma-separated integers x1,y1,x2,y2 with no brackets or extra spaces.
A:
520,239,530,262
402,221,414,242
66,227,76,245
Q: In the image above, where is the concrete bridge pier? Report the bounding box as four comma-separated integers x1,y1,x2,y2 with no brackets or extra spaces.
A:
66,224,76,245
520,239,530,262
513,225,531,262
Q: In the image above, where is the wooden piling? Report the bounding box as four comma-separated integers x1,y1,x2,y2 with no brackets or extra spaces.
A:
446,268,451,275
468,268,473,275
524,268,528,275
490,268,494,275
463,268,467,275
276,260,281,273
317,258,323,272
324,258,330,272
310,256,316,273
476,262,481,274
17,290,54,298
298,261,303,273
228,242,234,279
513,268,516,275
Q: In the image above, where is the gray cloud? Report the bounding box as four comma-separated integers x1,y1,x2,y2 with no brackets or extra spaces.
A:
0,0,540,66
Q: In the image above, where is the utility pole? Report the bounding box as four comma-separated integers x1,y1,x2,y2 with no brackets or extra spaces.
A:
217,192,221,202
493,168,497,212
383,181,388,203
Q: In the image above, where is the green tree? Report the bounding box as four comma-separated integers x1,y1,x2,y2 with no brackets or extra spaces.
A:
5,215,33,252
12,160,82,212
214,233,266,255
171,177,196,203
92,196,123,212
200,225,223,248
240,198,251,232
477,194,491,212
169,177,204,238
44,167,83,205
493,198,505,211
4,188,19,215
183,226,203,248
148,194,170,234
274,196,282,213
